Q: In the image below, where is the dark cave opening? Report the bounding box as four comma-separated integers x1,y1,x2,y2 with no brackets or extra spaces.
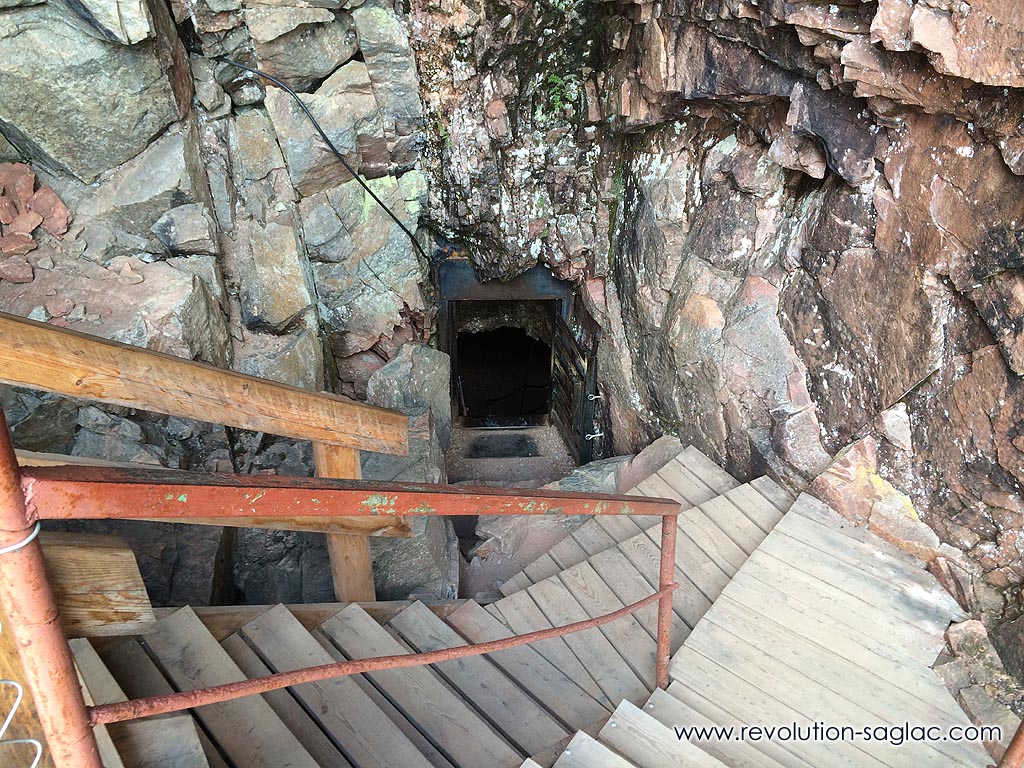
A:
455,326,552,419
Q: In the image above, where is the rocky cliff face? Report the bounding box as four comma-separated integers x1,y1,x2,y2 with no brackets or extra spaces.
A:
410,0,1023,630
0,0,1021,639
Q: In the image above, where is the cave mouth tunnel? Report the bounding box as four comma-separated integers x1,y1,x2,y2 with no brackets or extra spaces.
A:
449,298,557,427
455,325,552,419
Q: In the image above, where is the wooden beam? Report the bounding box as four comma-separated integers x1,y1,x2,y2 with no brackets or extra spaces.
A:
40,532,157,638
314,443,376,602
0,312,408,455
15,449,412,537
153,601,476,642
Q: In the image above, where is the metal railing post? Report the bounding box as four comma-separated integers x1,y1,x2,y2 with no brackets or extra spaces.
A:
656,511,679,690
0,409,101,768
1000,720,1024,768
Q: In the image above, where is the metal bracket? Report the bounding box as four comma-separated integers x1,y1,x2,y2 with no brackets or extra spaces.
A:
585,431,604,441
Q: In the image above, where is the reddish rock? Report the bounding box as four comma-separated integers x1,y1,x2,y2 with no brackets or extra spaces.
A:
0,256,34,283
45,296,74,318
0,196,16,225
0,233,36,257
9,210,42,236
0,163,34,211
27,186,71,236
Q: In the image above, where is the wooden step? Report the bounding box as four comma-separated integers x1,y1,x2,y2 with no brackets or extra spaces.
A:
389,601,570,755
71,638,208,768
645,687,792,768
487,592,611,707
142,607,320,768
499,446,741,596
221,632,355,768
525,579,650,704
551,731,637,767
444,600,610,731
320,603,523,767
597,699,728,768
99,638,231,768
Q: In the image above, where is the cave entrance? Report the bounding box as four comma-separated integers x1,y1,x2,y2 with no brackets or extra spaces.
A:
453,301,555,426
436,260,602,476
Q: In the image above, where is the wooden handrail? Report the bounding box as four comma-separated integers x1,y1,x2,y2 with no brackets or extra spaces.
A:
0,313,408,456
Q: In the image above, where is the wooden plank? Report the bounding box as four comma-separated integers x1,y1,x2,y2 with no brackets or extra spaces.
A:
592,515,646,542
749,476,795,513
221,634,355,768
71,638,209,768
677,448,739,493
695,598,986,767
571,523,618,556
445,601,610,731
697,496,764,554
598,700,728,768
778,512,963,611
527,579,649,704
671,650,873,768
0,311,408,454
74,662,127,768
320,604,523,767
143,607,320,768
309,627,457,768
677,506,747,574
646,687,793,768
39,532,156,638
680,626,945,768
390,601,569,755
744,550,945,663
651,461,716,507
525,553,563,584
153,600,470,642
724,484,785,534
557,564,657,688
314,442,377,602
500,572,534,597
633,472,687,505
757,533,951,637
552,731,636,768
98,639,231,768
617,532,710,628
641,525,728,607
0,601,54,768
721,571,958,710
239,605,433,768
549,534,590,570
489,592,611,707
586,548,689,648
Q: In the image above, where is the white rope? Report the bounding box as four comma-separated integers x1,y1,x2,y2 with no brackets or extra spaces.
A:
0,627,43,768
0,523,40,556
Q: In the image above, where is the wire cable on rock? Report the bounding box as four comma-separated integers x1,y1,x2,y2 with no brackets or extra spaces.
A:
215,56,428,262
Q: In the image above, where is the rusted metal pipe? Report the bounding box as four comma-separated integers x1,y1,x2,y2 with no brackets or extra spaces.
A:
90,584,677,727
999,719,1024,768
21,464,679,521
0,410,102,768
656,512,679,690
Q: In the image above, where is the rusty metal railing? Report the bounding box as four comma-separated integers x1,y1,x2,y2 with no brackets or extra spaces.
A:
0,407,681,768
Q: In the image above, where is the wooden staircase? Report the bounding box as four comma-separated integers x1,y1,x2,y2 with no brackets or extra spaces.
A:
66,447,992,768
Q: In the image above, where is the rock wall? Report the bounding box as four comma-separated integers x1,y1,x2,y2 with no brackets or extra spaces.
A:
409,0,1023,637
0,0,434,602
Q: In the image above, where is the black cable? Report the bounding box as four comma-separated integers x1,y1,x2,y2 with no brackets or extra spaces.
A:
215,56,428,262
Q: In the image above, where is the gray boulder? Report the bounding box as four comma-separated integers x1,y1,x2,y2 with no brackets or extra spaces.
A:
0,4,179,182
365,343,451,450
351,4,423,129
266,60,384,196
248,7,358,92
